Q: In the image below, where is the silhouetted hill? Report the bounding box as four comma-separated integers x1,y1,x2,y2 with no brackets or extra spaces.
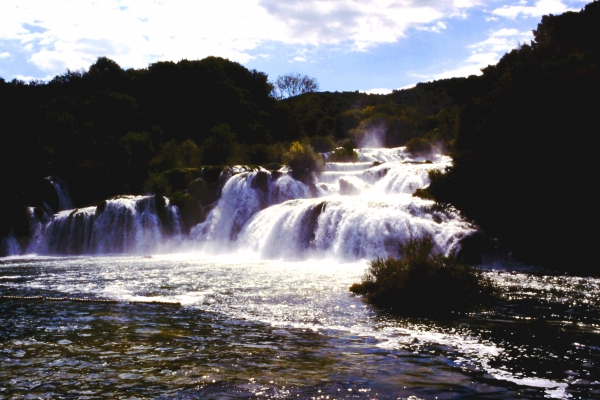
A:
424,1,600,273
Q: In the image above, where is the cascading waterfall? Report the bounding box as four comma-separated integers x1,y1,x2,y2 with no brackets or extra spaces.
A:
46,176,73,211
192,147,474,260
30,195,181,255
11,147,473,259
0,230,21,256
190,169,311,251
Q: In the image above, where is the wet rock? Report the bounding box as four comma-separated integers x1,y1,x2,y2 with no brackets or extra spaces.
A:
339,179,361,196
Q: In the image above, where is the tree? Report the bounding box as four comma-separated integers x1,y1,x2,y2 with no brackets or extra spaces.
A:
282,141,323,182
271,73,319,100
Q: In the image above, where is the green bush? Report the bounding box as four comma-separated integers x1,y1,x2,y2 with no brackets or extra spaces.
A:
144,172,172,196
200,123,241,165
282,141,324,181
328,143,358,162
405,137,433,156
309,135,336,153
350,236,496,314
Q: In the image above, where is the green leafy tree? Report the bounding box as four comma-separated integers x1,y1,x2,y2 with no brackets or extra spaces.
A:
282,141,324,182
200,123,240,165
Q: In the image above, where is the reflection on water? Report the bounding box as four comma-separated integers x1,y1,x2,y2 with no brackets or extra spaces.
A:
1,255,599,398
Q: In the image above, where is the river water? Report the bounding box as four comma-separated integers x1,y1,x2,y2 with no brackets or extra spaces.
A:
1,255,599,399
1,147,599,398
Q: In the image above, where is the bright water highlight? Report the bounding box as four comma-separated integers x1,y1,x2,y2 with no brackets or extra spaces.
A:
1,147,598,398
1,255,598,398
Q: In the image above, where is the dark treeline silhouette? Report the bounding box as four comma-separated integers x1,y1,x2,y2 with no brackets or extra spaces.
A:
0,57,465,244
0,57,285,240
2,2,598,273
422,1,600,274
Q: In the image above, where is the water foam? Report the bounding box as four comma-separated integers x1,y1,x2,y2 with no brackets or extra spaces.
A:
192,147,471,260
29,195,181,255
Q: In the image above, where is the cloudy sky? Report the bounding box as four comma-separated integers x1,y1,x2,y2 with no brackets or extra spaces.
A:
0,0,590,93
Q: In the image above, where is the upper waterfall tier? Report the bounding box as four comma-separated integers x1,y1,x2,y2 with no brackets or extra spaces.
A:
191,147,472,260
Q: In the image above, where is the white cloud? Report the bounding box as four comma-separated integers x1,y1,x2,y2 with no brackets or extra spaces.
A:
0,52,11,59
0,0,283,74
492,0,574,18
408,72,431,79
416,21,448,33
361,87,393,95
259,0,455,51
431,27,533,80
469,28,533,53
0,0,483,79
361,83,416,94
14,74,54,82
397,83,417,90
453,0,480,7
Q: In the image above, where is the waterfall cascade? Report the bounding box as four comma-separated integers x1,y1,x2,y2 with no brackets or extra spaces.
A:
46,176,73,211
0,230,21,256
193,147,473,260
8,147,473,259
29,195,181,255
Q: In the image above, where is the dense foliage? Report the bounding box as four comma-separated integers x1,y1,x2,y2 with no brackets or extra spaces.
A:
282,141,324,182
2,2,598,273
422,1,600,274
350,237,496,314
0,57,461,244
0,57,285,239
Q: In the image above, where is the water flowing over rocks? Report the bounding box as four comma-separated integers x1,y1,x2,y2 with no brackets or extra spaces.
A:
192,147,473,260
28,195,181,255
5,147,474,259
46,176,73,211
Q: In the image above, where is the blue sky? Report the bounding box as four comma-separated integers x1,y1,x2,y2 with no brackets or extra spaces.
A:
0,0,591,93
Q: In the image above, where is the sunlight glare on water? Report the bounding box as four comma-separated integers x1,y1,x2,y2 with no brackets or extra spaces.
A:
1,255,598,398
1,147,598,398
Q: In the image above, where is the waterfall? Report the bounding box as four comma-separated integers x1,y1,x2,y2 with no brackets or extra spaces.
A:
0,230,21,256
191,147,474,260
15,146,473,260
46,176,73,211
190,169,311,251
30,195,181,255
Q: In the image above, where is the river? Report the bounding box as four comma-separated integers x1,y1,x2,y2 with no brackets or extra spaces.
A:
1,147,598,398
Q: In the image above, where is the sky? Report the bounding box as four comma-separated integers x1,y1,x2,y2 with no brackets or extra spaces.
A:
0,0,591,93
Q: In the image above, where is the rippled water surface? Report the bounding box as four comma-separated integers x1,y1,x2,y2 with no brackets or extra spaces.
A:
1,255,599,399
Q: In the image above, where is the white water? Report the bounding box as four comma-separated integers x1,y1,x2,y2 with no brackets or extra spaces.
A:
18,147,473,259
28,195,181,255
1,147,585,398
46,176,73,211
1,254,583,398
0,231,21,256
191,147,472,260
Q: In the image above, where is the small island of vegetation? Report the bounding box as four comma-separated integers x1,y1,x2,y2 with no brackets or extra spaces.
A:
350,236,497,314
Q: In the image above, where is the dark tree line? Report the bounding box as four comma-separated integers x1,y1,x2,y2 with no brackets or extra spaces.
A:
2,2,598,273
0,57,283,239
423,1,600,274
0,55,464,244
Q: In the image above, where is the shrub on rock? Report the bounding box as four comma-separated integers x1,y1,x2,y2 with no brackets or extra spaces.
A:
350,236,496,314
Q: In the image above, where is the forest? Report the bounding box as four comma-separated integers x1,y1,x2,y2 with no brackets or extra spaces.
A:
1,1,598,273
